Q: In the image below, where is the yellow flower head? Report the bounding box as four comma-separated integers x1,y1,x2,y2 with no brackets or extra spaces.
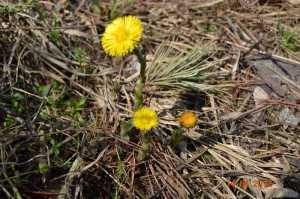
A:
178,111,197,129
101,15,143,57
133,107,158,132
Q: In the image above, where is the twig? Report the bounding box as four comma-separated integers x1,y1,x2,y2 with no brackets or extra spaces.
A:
79,146,108,174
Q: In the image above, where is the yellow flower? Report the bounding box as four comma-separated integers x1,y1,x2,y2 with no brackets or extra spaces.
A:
178,111,197,129
133,107,158,132
101,15,143,57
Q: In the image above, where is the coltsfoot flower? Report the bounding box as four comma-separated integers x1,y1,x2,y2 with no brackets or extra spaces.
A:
101,15,143,57
178,111,197,129
133,107,158,132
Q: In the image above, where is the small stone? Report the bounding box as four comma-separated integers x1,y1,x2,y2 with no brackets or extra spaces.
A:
279,108,300,127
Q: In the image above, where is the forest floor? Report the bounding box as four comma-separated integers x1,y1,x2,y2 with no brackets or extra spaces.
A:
1,0,300,198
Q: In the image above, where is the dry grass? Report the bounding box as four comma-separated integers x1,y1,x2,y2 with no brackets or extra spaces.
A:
1,0,300,198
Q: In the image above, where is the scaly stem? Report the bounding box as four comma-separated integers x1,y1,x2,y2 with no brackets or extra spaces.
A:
137,134,150,161
134,47,146,109
134,47,146,84
134,79,143,109
134,47,151,161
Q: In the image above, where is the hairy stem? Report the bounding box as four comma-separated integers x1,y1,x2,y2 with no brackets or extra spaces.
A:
134,47,146,109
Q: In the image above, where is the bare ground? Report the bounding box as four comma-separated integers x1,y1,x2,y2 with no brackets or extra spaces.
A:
1,0,300,198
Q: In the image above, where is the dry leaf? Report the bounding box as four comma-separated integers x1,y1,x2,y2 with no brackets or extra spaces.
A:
95,96,105,108
271,188,300,198
240,178,249,189
228,180,237,188
220,111,242,121
253,86,270,106
63,29,89,38
252,179,274,189
287,0,300,5
247,54,300,99
185,130,202,140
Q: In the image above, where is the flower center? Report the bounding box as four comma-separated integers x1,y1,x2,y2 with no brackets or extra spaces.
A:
114,26,129,42
141,115,152,124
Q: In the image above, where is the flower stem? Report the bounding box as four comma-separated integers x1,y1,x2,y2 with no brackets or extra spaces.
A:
134,47,146,84
134,47,152,161
134,79,143,109
137,134,150,161
134,47,146,109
